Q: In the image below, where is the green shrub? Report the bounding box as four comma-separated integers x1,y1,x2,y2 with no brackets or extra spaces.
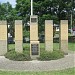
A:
38,50,64,61
38,51,51,61
5,50,64,61
5,50,31,61
50,50,64,60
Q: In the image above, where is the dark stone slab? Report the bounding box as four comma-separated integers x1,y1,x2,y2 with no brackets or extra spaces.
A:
31,44,39,55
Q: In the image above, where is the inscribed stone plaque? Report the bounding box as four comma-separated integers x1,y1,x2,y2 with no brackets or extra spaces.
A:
31,44,39,55
30,41,40,59
31,18,37,23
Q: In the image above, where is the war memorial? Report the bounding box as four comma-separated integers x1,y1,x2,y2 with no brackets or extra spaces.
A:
0,0,68,58
0,1,75,75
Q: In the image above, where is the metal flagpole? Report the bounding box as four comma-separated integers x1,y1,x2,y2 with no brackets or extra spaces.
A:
31,0,33,15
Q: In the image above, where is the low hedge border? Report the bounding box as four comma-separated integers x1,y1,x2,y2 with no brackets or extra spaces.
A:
38,50,64,61
5,50,31,61
5,50,64,61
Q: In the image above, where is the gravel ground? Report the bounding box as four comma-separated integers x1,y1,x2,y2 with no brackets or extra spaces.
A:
0,52,75,71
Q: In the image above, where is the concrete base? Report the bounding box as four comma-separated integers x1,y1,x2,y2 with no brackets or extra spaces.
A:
30,41,40,59
45,40,53,51
15,40,23,53
0,40,7,55
60,40,68,53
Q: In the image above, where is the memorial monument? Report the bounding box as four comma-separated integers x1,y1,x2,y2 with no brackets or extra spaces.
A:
30,0,40,59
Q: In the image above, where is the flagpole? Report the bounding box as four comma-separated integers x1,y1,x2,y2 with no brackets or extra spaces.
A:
31,0,33,15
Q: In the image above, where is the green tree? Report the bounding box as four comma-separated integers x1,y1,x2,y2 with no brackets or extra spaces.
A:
0,2,18,37
16,0,75,33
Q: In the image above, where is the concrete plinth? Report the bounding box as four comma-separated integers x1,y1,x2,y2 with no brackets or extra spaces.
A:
0,21,7,55
60,20,68,53
15,20,23,53
45,20,53,51
30,41,40,59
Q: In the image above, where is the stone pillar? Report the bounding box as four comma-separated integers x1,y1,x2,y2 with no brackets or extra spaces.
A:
15,20,23,53
30,15,40,59
45,20,53,51
59,20,68,53
0,21,7,55
30,41,40,59
30,15,38,41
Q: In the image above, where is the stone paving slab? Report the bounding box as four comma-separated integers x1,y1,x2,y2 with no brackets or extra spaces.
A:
0,53,75,71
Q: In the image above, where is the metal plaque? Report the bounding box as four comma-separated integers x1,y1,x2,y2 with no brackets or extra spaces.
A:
31,44,39,55
31,18,37,22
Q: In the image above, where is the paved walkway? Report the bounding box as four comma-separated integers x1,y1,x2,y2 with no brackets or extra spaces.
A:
0,52,75,71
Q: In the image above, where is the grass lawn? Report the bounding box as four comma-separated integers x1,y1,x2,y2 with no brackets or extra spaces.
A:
68,43,75,51
8,43,75,51
53,43,75,51
0,68,75,75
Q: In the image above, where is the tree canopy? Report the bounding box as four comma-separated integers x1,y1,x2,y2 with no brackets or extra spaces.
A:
0,0,75,35
15,0,75,24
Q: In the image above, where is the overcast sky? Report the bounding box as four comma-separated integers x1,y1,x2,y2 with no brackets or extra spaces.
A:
0,0,16,8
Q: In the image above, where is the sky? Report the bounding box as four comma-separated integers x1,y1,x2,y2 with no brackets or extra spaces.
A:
0,0,16,8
